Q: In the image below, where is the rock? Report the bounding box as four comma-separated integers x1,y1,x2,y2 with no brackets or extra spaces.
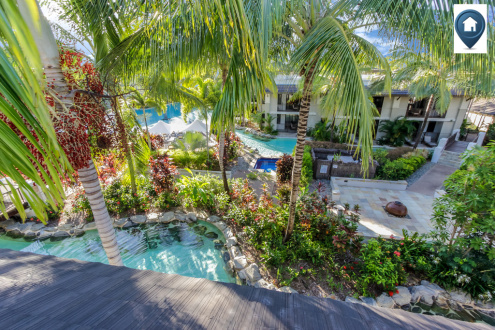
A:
222,251,230,263
0,219,15,229
186,213,197,222
30,223,45,231
335,205,345,216
122,220,138,229
159,212,175,223
44,226,58,232
449,289,473,305
50,231,70,242
477,309,495,326
421,281,446,297
433,295,450,312
226,237,238,247
475,300,495,310
392,286,412,306
205,232,219,240
36,231,52,241
72,229,85,237
213,239,224,249
253,279,276,290
411,306,422,313
147,213,160,222
58,223,73,231
409,285,436,306
238,269,247,280
193,225,207,235
279,286,298,294
227,260,235,272
207,215,220,223
23,231,37,241
114,218,128,228
214,221,228,231
229,246,241,259
233,256,248,270
130,215,147,224
0,227,5,235
83,223,96,231
244,264,262,282
175,213,186,221
6,229,23,239
345,297,364,304
223,228,234,239
376,293,396,308
360,297,378,307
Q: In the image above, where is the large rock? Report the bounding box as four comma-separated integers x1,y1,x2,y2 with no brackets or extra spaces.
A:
186,213,197,222
23,231,37,241
37,231,53,241
449,289,473,305
0,219,15,229
175,213,186,221
360,297,378,307
421,280,446,297
58,223,73,231
233,256,248,270
409,285,436,306
83,223,96,231
279,286,298,294
478,309,495,326
226,237,238,247
238,268,247,280
122,220,138,229
253,279,276,290
71,229,85,237
207,215,221,223
130,215,147,224
114,218,128,228
19,222,35,233
50,231,70,242
159,212,175,223
6,229,23,239
392,286,412,306
376,293,396,308
345,297,364,305
44,226,58,232
244,263,262,283
223,228,234,239
214,221,228,231
147,213,160,222
229,246,241,259
30,223,45,231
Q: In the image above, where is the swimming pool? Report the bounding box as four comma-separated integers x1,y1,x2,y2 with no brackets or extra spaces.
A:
136,103,182,126
254,158,279,172
0,221,235,283
235,130,297,157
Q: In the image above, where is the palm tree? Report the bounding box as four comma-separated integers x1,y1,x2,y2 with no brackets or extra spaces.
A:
377,117,416,147
272,0,391,240
172,132,207,152
128,88,164,150
17,0,123,266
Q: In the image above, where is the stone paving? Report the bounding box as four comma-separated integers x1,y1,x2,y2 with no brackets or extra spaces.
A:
337,186,434,238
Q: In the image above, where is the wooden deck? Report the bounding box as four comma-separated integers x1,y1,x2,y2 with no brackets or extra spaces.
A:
0,249,488,329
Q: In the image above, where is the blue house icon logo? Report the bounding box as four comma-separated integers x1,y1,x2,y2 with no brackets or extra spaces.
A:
455,9,486,49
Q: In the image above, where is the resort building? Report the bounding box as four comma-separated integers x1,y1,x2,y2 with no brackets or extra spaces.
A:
259,75,472,144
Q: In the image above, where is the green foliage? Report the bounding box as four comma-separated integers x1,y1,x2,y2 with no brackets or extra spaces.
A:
372,148,389,166
276,183,291,205
275,154,294,184
300,146,313,189
169,149,219,170
384,146,413,161
484,123,495,146
172,131,207,152
459,119,469,141
176,171,224,211
263,114,276,135
377,117,416,147
377,156,426,180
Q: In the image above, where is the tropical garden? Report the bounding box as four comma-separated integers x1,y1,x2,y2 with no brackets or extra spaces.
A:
0,0,494,314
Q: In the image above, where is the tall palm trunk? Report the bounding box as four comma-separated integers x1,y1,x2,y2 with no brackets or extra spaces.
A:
413,94,434,149
18,0,123,266
285,65,315,242
218,68,230,194
142,107,152,149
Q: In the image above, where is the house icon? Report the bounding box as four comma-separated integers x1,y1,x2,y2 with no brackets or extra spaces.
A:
463,17,477,32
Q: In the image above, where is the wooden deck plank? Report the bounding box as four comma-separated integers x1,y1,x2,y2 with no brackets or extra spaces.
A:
0,249,490,330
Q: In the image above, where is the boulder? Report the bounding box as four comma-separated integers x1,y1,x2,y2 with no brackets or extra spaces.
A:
72,229,85,237
421,280,446,297
83,223,96,231
409,285,436,306
130,215,147,224
253,279,276,290
226,237,238,247
186,213,197,222
213,239,224,249
345,297,364,305
207,215,221,223
23,231,37,241
279,286,298,294
392,286,412,306
122,220,138,229
233,256,248,271
205,232,219,240
223,228,234,239
244,264,262,283
37,231,52,241
159,212,175,223
30,223,45,231
360,297,378,307
6,229,23,239
58,223,73,231
50,231,70,242
114,218,128,228
175,213,186,221
229,246,241,259
214,221,228,231
449,289,473,305
376,293,396,308
0,219,15,229
147,213,160,222
44,226,58,232
238,268,247,280
477,309,495,326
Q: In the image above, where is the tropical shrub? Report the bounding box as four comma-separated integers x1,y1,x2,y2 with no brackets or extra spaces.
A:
484,123,495,146
372,148,389,166
169,149,219,170
276,183,291,205
149,154,177,194
384,146,413,161
176,172,224,211
300,145,313,189
172,131,207,152
377,156,426,180
459,119,469,141
276,154,294,184
377,117,416,147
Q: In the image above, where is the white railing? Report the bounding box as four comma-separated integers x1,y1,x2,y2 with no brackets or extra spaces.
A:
431,129,460,163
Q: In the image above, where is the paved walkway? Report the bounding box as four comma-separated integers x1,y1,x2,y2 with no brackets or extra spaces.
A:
407,164,457,196
446,141,470,153
0,249,487,329
337,187,434,238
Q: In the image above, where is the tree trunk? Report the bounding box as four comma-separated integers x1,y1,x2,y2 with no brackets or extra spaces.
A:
78,161,124,266
113,101,136,194
218,67,230,195
413,95,434,149
18,0,123,266
142,107,152,150
284,65,315,242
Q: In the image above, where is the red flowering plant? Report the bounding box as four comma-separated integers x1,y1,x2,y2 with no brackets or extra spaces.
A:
275,154,293,184
149,154,178,194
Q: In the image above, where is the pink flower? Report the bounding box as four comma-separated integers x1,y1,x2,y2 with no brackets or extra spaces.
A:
117,201,120,205
400,242,404,246
300,267,303,270
394,251,401,257
389,234,395,239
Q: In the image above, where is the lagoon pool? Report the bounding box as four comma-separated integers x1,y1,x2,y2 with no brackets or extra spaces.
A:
235,130,297,157
135,103,182,126
0,221,235,284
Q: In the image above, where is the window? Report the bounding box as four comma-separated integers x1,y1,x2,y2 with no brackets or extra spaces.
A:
278,94,282,105
277,114,281,124
372,96,384,114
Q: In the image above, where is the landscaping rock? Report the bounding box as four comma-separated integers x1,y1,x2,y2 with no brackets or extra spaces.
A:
72,229,85,237
222,251,230,263
253,279,276,290
229,246,241,259
207,215,220,223
58,223,73,231
421,280,446,296
233,256,248,271
226,237,238,247
23,231,37,241
186,212,197,222
477,309,495,326
83,223,96,231
345,297,363,305
0,219,15,229
223,228,234,239
475,300,495,310
44,226,58,232
376,293,396,308
238,268,247,280
147,213,160,222
30,223,45,231
360,297,378,307
114,218,128,228
433,295,450,311
122,220,138,229
409,285,436,306
159,212,175,223
193,225,207,235
449,289,473,305
37,231,52,241
279,286,298,294
213,239,224,249
175,213,186,221
244,264,262,283
131,215,147,224
6,229,23,239
335,205,345,216
392,286,412,306
214,221,228,231
204,232,219,240
50,231,70,242
0,227,5,235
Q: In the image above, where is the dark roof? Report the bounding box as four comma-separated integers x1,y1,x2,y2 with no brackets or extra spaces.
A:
378,89,465,97
266,84,299,94
0,249,487,329
470,99,495,116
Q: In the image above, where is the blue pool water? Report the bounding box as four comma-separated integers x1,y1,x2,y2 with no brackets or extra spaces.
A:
0,221,235,283
235,130,297,157
136,102,182,126
254,158,279,172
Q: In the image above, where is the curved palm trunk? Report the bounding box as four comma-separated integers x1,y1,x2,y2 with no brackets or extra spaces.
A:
113,102,137,194
142,107,152,149
18,0,123,266
413,94,434,149
284,67,314,242
219,67,230,195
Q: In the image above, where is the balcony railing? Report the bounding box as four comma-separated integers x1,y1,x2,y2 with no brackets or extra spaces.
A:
406,108,446,118
277,104,300,112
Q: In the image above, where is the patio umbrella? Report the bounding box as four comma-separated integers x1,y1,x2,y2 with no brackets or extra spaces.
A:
181,119,207,134
148,121,171,134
